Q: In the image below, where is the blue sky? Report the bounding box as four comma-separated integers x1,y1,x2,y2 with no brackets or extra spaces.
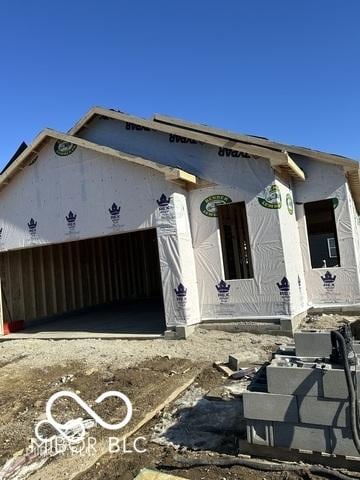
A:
0,1,359,167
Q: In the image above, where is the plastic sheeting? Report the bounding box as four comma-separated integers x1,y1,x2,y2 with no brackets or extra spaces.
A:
0,140,200,328
294,156,360,306
0,116,359,332
76,118,360,318
189,177,308,320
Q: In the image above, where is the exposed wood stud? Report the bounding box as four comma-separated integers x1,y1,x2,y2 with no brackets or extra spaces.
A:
49,246,58,314
59,244,67,312
91,240,99,304
67,243,76,310
0,229,162,332
28,249,37,319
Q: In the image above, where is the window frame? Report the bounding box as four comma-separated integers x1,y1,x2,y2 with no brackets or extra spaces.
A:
327,237,338,258
217,201,254,280
304,198,341,269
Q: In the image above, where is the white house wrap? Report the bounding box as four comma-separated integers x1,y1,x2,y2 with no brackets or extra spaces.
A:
0,107,359,335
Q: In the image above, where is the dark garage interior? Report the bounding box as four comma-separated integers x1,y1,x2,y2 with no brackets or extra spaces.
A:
0,228,166,336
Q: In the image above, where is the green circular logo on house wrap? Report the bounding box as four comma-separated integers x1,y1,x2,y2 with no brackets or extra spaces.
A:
54,140,77,156
200,195,232,217
286,193,294,214
257,185,282,209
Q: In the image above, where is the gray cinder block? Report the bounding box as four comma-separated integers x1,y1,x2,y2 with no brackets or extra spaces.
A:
228,353,243,371
175,325,195,339
246,420,274,447
267,364,323,396
273,422,329,453
294,331,332,359
330,428,360,457
297,396,349,428
243,392,299,423
322,368,360,399
353,341,360,355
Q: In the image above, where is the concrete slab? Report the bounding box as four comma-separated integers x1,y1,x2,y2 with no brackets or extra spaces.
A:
1,332,163,340
309,303,360,315
1,300,166,340
198,319,284,336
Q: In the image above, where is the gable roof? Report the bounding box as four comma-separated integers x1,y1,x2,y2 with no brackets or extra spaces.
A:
152,113,359,169
68,107,306,182
69,106,360,211
1,141,28,174
0,129,202,193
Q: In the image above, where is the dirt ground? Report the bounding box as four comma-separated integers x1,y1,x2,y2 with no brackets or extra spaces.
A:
0,317,358,480
299,312,360,331
0,328,289,370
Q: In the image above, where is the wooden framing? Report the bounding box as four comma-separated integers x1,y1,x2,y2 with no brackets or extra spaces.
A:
152,112,360,168
0,229,163,331
218,201,253,280
0,279,4,335
69,107,305,181
0,129,202,194
70,107,360,209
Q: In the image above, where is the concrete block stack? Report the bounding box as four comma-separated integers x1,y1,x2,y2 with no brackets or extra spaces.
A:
243,330,360,457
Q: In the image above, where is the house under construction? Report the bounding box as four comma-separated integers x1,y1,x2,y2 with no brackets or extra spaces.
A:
0,107,359,337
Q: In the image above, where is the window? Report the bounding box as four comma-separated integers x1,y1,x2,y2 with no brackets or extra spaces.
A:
304,199,340,268
327,237,337,258
218,202,253,279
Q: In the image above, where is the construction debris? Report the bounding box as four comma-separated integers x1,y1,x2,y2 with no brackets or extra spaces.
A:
134,469,187,480
159,454,356,480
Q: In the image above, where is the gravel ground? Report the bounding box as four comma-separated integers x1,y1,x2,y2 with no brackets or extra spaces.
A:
299,313,360,331
0,328,291,371
0,316,357,480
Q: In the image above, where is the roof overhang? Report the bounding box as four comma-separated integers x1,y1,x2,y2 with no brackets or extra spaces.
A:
153,113,359,170
0,129,205,192
69,107,306,181
345,167,360,213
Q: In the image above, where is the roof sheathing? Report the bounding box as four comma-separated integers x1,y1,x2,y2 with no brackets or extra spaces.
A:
0,130,200,192
69,107,305,181
152,113,359,169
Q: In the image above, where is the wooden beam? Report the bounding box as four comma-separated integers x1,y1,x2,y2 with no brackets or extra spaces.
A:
74,241,84,308
103,237,113,302
165,169,197,184
90,239,99,304
0,278,4,335
69,108,291,163
64,375,197,480
110,235,120,301
97,238,106,303
28,249,37,318
58,244,67,313
49,246,58,314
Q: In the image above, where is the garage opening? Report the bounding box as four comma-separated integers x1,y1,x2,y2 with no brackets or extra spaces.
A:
0,229,166,336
